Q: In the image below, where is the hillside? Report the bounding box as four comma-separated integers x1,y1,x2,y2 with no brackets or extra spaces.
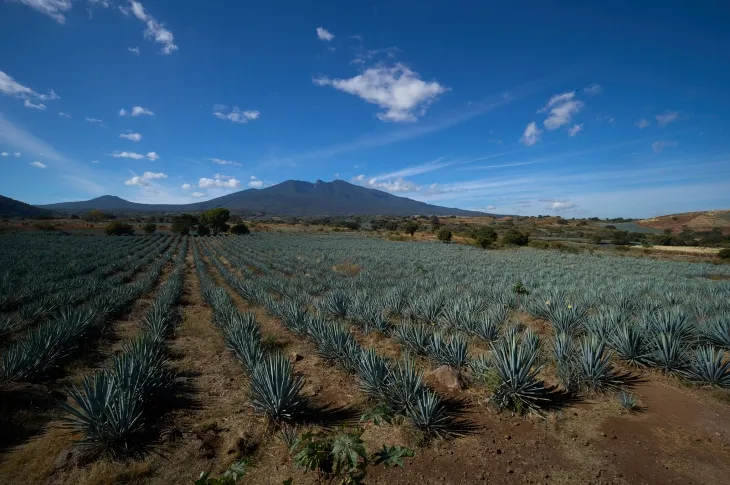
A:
37,180,488,217
638,210,730,234
0,195,51,218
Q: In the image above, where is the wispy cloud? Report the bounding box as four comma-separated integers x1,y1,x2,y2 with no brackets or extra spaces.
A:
128,46,140,54
248,176,263,188
213,105,260,123
110,150,159,160
125,1,178,54
568,123,583,136
12,0,72,23
583,84,603,95
635,118,650,129
85,117,104,124
316,27,335,41
119,106,154,116
0,70,59,107
120,132,142,142
520,121,541,146
208,157,242,166
539,91,584,130
30,161,47,168
652,140,678,153
24,99,46,110
198,175,241,189
58,112,71,118
656,110,680,126
314,63,448,122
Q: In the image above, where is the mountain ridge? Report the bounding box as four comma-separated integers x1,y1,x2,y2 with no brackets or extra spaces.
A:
33,179,490,217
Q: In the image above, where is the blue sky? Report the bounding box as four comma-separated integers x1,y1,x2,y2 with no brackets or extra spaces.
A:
1,0,729,217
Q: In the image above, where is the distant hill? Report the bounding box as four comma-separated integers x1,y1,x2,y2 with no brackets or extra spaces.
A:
0,195,51,218
37,180,489,217
639,210,730,235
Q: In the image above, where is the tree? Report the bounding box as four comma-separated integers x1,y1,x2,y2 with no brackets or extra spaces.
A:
200,208,230,235
611,230,631,246
719,248,730,260
472,226,498,249
171,214,198,235
502,229,529,246
403,221,419,236
197,224,211,236
384,220,399,231
429,215,441,231
143,223,157,234
436,228,452,243
84,209,112,222
230,223,250,235
105,221,135,236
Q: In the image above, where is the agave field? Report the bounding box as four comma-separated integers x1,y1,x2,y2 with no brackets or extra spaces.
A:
1,231,730,485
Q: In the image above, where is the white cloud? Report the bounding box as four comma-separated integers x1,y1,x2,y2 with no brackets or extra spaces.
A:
120,132,142,142
142,171,166,179
111,151,144,160
0,152,7,156
24,99,46,110
583,84,603,95
652,140,678,153
128,46,140,54
198,176,241,189
13,152,21,157
314,63,448,122
208,157,242,166
248,176,263,188
212,105,260,124
120,105,154,116
0,70,59,106
85,117,103,124
12,0,72,23
191,192,205,198
539,91,584,130
656,111,680,126
568,124,583,136
351,175,421,193
316,27,335,41
127,1,178,54
124,175,148,186
486,205,497,210
635,118,650,129
110,150,158,160
541,199,577,211
520,121,541,146
91,160,99,164
181,183,192,190
58,111,71,118
30,161,47,168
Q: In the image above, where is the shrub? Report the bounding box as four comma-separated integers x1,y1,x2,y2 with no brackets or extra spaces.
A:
200,208,231,235
197,225,211,237
403,221,419,236
143,223,157,234
719,248,730,260
104,221,134,236
435,228,452,243
171,214,198,235
230,223,250,235
502,230,529,246
472,226,498,248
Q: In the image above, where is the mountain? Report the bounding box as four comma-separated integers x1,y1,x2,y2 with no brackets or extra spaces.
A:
0,195,51,218
638,210,730,234
37,180,489,217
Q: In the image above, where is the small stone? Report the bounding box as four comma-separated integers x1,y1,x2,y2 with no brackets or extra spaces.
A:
290,352,303,362
423,365,464,392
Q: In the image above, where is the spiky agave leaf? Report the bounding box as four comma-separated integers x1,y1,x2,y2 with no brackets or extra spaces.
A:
470,310,502,342
610,323,648,366
428,332,469,368
315,290,352,318
618,391,639,411
489,334,549,414
545,303,587,335
700,313,730,349
577,336,621,391
355,347,390,399
59,372,146,458
683,346,730,388
585,309,629,342
406,388,450,437
384,357,424,414
645,310,695,342
222,322,264,374
248,353,303,421
393,324,431,355
552,332,574,364
647,331,688,373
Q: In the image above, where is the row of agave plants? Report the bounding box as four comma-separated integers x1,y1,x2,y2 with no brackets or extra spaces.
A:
59,237,188,458
207,235,730,414
0,237,181,384
198,238,454,435
0,235,175,340
0,234,169,312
